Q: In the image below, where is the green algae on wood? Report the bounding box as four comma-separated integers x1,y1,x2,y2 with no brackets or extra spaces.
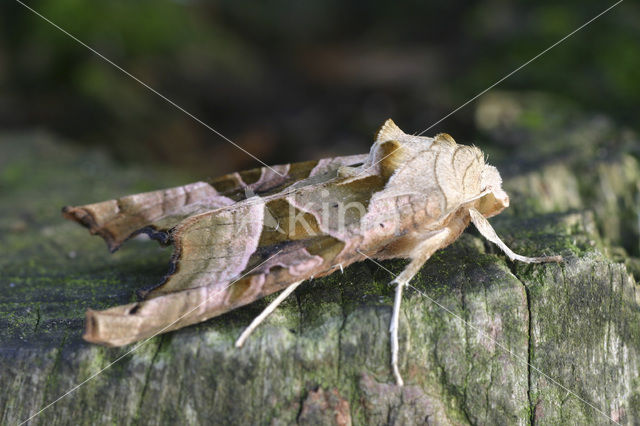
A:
2,93,640,424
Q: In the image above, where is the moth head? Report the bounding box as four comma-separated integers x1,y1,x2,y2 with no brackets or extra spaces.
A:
476,165,509,218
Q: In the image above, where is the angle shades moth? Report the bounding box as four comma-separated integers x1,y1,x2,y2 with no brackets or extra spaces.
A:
63,119,561,386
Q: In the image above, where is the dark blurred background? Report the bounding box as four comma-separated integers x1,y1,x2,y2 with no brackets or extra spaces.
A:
1,0,638,176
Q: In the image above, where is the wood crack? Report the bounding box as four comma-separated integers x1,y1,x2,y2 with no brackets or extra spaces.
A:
133,335,165,425
505,260,535,426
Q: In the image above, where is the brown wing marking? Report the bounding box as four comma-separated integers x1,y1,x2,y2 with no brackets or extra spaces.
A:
141,200,266,298
63,156,368,253
66,154,372,346
83,236,346,347
143,189,347,299
62,182,235,252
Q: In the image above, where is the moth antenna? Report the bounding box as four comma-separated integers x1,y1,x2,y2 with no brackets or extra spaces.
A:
235,280,304,348
469,208,563,263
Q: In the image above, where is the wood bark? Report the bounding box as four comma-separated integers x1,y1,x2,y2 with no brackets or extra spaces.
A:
1,92,639,425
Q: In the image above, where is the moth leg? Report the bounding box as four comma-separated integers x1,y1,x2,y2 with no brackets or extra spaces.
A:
331,263,344,274
469,208,563,263
390,276,407,386
389,229,452,386
235,280,304,348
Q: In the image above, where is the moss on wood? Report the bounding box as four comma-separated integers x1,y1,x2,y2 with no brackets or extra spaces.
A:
1,94,640,424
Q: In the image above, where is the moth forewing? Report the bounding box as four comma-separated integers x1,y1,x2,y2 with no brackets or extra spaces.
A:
64,118,562,386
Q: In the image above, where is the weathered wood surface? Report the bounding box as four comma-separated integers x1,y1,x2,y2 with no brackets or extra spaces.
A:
1,92,639,425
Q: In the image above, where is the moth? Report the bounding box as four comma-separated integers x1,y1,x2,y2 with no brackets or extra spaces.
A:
63,119,561,386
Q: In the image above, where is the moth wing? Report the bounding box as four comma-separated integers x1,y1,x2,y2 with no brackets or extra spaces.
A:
142,172,376,298
66,154,372,346
62,155,367,252
82,236,328,347
142,200,266,297
82,200,350,347
62,181,235,252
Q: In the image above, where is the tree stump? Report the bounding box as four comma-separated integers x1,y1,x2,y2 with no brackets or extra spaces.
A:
1,92,639,425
